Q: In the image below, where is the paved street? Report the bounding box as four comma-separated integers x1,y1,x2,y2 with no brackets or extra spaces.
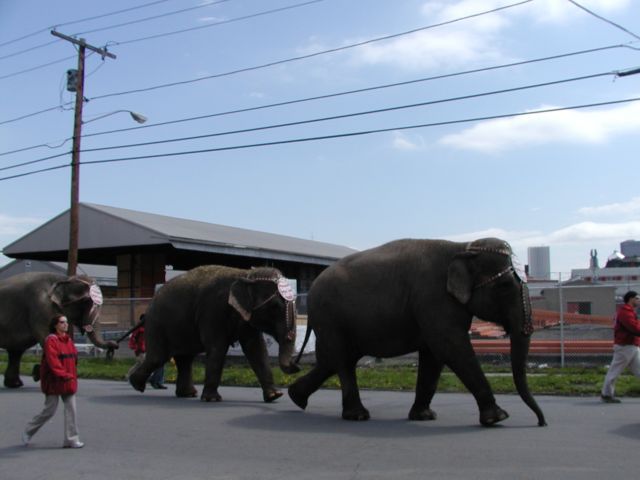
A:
1,376,638,480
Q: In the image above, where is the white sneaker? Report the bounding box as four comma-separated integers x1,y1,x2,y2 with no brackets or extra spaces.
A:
21,432,31,446
63,441,84,449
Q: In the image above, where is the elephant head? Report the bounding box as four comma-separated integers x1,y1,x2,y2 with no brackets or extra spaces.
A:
49,276,118,351
228,268,300,374
446,238,546,426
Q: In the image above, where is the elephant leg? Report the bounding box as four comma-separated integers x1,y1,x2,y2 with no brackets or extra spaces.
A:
4,350,25,388
288,363,334,410
129,355,157,393
335,350,368,421
174,355,198,398
441,339,508,426
201,345,228,402
409,347,443,421
239,334,280,403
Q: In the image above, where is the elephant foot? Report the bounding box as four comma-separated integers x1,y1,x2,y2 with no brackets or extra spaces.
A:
408,406,437,421
4,377,24,388
342,406,370,421
263,389,283,403
129,375,146,393
479,406,509,426
288,384,309,410
32,364,40,382
201,391,222,402
176,386,198,398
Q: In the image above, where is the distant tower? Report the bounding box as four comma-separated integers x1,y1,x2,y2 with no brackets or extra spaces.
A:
589,249,599,269
527,246,551,280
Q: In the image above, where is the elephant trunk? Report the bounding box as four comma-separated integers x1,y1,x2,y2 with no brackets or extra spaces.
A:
278,302,300,374
86,328,119,351
81,306,118,351
510,332,546,426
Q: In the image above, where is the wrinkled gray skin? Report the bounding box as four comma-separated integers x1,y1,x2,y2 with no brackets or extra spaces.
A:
0,272,117,388
129,266,300,402
289,238,546,427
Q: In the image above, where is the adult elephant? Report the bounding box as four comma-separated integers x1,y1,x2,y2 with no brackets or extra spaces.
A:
0,272,118,388
129,266,300,402
288,238,547,427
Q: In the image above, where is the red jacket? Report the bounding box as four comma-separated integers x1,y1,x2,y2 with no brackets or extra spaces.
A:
128,326,145,355
614,303,640,346
40,333,78,395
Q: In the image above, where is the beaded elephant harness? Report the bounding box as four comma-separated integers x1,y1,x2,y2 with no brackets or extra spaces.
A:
465,242,533,336
250,276,297,340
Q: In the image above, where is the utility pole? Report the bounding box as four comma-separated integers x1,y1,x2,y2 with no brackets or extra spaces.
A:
51,31,116,276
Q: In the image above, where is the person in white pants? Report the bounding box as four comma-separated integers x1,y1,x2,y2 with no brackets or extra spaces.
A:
22,315,84,448
601,291,640,403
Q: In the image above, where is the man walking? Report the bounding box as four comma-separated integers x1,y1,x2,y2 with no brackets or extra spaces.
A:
601,290,640,403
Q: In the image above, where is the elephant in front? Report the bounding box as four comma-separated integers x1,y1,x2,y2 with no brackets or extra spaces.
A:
289,238,546,427
0,272,117,388
129,266,300,402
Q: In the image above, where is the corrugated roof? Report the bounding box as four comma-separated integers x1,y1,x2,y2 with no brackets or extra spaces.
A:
3,203,357,266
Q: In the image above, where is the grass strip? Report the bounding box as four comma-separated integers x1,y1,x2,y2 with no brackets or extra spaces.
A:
3,353,640,397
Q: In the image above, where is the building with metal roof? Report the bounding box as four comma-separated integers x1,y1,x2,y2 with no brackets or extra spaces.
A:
2,203,357,297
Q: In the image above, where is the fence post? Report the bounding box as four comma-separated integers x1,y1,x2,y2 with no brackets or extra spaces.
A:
558,273,565,368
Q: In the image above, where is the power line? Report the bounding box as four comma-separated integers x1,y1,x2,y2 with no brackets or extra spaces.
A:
3,97,638,182
114,0,325,46
91,0,535,101
0,0,546,125
0,0,307,68
67,71,628,156
567,0,640,41
0,43,629,154
0,0,175,50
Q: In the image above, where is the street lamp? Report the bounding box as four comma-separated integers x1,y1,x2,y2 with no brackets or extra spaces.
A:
83,110,148,125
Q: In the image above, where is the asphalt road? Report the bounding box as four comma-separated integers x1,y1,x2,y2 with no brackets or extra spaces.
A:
1,376,638,480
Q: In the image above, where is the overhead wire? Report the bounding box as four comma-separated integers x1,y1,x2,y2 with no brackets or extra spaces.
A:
567,0,640,41
0,43,631,156
0,0,301,66
2,96,639,182
0,0,177,51
57,71,633,155
90,0,535,101
0,0,534,123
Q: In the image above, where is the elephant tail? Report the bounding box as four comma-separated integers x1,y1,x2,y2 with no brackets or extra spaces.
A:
294,323,313,364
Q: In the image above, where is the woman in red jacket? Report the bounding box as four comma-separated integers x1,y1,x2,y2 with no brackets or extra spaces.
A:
22,314,84,448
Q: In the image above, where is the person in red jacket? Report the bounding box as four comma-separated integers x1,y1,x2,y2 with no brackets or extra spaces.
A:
22,314,84,448
126,314,166,389
601,290,640,403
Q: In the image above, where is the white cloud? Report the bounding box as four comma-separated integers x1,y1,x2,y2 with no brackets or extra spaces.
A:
443,219,640,274
392,131,424,151
0,213,41,236
438,101,640,152
347,0,631,71
578,197,640,218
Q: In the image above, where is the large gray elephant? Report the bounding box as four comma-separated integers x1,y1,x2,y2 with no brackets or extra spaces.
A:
288,238,547,427
129,266,300,402
0,272,118,388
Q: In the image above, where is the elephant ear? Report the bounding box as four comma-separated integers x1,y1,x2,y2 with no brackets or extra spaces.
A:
228,278,253,322
447,252,477,305
49,277,92,310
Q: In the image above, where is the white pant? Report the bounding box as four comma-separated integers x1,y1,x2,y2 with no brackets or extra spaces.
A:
601,344,640,397
25,394,80,445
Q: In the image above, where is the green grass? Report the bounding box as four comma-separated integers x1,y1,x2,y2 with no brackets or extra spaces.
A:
4,353,640,397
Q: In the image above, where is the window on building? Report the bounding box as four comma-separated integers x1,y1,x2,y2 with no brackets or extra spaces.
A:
567,302,592,315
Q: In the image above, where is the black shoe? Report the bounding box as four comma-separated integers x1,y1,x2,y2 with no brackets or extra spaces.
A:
151,383,168,390
601,395,621,403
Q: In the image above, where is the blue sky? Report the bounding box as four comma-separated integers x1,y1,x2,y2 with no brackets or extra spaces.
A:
1,0,639,278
